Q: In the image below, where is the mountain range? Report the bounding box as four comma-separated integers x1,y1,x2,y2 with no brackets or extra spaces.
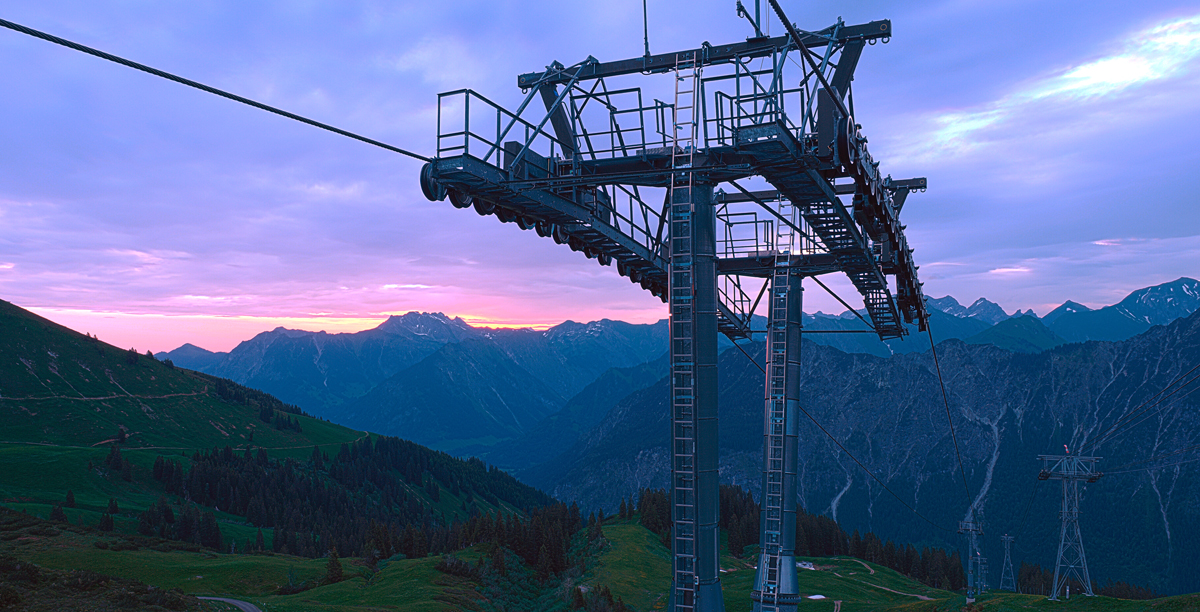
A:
156,278,1200,462
160,314,668,451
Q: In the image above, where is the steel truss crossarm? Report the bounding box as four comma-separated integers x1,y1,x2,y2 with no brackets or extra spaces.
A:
517,20,892,88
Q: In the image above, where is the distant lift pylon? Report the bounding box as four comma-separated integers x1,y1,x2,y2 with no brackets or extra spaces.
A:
1038,454,1101,600
418,4,930,610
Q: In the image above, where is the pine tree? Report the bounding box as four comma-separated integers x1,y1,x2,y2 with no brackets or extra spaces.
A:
106,446,123,470
65,490,75,508
536,543,552,581
588,518,604,542
49,504,67,522
199,511,223,550
490,542,507,576
325,546,344,584
618,498,628,519
99,513,114,531
728,514,744,558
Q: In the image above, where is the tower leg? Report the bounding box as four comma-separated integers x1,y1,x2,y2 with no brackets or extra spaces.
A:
752,274,802,612
668,183,723,612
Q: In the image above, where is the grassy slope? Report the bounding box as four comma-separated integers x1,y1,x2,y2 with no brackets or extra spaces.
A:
0,298,360,452
584,517,1197,612
0,299,524,539
3,508,478,612
7,506,1200,611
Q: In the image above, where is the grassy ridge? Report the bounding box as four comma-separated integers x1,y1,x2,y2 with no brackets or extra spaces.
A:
0,299,360,452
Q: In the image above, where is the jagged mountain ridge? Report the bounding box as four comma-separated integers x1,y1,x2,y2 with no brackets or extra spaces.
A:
206,312,480,417
528,309,1200,595
160,313,669,420
147,278,1200,473
330,319,670,452
926,295,1018,325
1046,277,1200,343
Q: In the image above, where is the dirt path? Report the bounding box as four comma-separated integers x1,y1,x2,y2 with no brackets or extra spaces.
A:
853,559,876,574
198,596,262,612
1,431,370,452
854,579,932,601
833,601,842,612
0,389,207,402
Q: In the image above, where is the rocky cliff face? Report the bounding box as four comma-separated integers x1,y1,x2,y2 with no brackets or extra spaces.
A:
530,310,1200,595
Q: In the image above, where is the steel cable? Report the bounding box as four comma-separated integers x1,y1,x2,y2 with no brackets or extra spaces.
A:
925,323,975,511
0,17,432,163
1080,362,1200,454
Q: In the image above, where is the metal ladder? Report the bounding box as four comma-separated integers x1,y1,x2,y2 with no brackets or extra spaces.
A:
761,200,796,606
669,52,701,612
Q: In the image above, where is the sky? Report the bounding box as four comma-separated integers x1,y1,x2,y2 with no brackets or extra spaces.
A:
0,1,1198,352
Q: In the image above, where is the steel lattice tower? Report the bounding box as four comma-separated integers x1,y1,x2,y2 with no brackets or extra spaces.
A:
958,520,984,602
1038,454,1101,600
999,534,1016,592
418,5,930,610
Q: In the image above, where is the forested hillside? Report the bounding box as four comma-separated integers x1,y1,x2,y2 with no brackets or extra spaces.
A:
0,298,556,568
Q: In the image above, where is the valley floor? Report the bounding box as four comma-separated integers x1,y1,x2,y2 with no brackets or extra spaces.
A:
4,508,1192,612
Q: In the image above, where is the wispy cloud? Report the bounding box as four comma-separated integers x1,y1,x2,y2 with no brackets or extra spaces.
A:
1093,238,1147,246
381,283,432,290
915,15,1200,159
989,266,1032,275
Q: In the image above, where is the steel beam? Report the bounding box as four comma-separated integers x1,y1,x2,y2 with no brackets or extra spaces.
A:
668,183,724,612
752,274,802,612
517,21,892,88
538,84,577,157
828,38,864,99
716,254,838,277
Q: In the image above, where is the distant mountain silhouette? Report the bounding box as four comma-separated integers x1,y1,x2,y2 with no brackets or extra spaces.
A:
1047,278,1200,342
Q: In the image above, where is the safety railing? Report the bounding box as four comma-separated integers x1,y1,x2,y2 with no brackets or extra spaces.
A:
436,88,572,171
569,87,676,160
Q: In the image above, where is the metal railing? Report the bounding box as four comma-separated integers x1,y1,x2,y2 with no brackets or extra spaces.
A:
436,88,572,170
